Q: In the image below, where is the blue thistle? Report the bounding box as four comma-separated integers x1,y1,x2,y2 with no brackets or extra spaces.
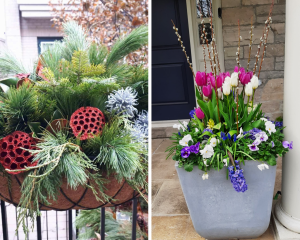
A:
134,110,148,137
107,87,138,118
228,160,248,193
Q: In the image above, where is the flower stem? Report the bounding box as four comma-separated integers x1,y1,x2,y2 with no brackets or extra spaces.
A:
252,89,256,110
247,96,250,112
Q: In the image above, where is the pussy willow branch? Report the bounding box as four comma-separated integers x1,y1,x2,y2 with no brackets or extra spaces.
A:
236,20,241,68
253,0,274,75
197,4,207,73
171,20,202,96
247,17,254,72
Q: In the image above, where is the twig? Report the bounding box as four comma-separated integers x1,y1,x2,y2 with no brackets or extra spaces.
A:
247,17,254,72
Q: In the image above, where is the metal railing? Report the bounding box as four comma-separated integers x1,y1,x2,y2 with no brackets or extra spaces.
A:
0,198,139,240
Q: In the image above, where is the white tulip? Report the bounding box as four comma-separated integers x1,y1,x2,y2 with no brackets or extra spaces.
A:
230,72,239,87
251,75,259,89
245,82,253,97
179,134,193,146
222,81,231,96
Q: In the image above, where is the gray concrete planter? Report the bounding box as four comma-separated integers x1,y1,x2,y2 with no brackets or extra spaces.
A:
175,160,277,239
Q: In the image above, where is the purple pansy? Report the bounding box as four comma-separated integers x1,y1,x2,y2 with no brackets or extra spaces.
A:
271,141,275,148
248,139,260,151
181,147,191,158
255,132,268,142
282,141,293,149
228,160,248,193
189,142,200,154
244,128,262,140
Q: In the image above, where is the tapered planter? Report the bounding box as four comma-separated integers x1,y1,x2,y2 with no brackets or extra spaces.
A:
175,160,277,239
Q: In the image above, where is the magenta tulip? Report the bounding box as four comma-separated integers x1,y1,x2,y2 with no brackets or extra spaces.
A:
195,71,207,86
207,73,214,86
195,107,205,119
202,84,212,99
240,71,253,85
212,75,223,88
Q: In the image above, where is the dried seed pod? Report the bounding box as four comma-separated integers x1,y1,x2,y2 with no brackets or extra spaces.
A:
0,131,38,175
70,107,105,140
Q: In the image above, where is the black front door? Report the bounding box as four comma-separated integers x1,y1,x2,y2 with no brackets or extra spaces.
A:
152,0,196,121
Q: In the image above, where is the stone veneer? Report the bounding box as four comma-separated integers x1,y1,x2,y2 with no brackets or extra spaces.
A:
222,0,285,120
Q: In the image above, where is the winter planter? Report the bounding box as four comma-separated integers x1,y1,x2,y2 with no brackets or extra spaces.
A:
167,2,292,240
0,22,148,236
176,160,277,239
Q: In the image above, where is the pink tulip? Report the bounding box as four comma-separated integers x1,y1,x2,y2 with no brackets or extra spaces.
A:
202,84,212,99
240,71,253,85
207,73,214,86
212,75,223,88
195,107,205,119
195,71,207,86
234,66,245,74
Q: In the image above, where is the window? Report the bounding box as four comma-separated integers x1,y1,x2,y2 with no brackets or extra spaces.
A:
37,37,63,54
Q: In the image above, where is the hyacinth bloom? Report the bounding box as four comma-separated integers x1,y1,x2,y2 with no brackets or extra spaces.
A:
181,147,191,158
202,84,212,98
189,109,196,118
195,71,207,86
195,107,205,119
228,161,248,192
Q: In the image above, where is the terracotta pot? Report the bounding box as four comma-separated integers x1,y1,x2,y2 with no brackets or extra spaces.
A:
0,173,146,210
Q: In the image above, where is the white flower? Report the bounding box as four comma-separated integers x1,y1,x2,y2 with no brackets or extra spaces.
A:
183,121,188,129
203,96,209,101
202,173,209,180
265,121,276,134
248,104,257,113
260,117,268,122
245,82,253,97
255,131,268,142
179,134,193,146
195,128,199,133
173,124,180,130
251,75,259,89
223,158,228,166
230,72,239,87
223,81,231,96
258,163,269,171
200,145,214,158
237,127,243,139
203,160,209,166
217,88,223,99
210,137,217,147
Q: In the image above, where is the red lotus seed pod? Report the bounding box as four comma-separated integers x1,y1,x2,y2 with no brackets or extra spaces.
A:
0,131,38,175
70,107,105,140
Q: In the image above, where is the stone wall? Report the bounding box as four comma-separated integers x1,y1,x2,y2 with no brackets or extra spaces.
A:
221,0,285,120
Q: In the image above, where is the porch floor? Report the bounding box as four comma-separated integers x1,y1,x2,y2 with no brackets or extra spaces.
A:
152,138,282,240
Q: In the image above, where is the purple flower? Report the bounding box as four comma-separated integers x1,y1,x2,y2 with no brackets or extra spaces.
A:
271,141,275,148
178,132,181,136
189,109,196,119
275,121,283,128
221,132,227,140
181,147,191,158
233,134,237,142
228,160,248,193
248,141,259,151
203,128,213,139
256,132,268,142
244,128,262,140
189,142,200,154
283,141,293,149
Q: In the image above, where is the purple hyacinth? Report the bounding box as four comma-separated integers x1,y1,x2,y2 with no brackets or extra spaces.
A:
189,109,196,119
189,142,200,154
228,160,248,193
181,147,191,158
275,121,283,128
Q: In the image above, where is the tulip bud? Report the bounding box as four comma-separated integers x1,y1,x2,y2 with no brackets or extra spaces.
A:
245,82,253,96
202,84,212,99
217,88,223,99
195,107,205,119
222,81,231,96
195,71,207,86
250,75,259,89
230,72,239,87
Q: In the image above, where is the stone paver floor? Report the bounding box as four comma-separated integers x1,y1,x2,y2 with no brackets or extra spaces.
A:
152,138,282,240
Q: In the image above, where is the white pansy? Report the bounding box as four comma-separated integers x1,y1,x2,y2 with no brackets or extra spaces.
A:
202,173,209,180
245,82,253,96
230,72,239,87
251,75,259,89
257,163,269,171
200,145,214,158
237,127,243,139
222,81,231,96
265,121,276,134
179,134,193,146
260,117,268,122
195,128,199,133
210,137,217,147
